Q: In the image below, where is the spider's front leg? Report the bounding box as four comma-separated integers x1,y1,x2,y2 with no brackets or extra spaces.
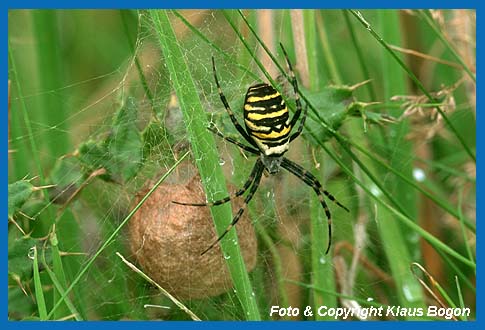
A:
207,124,259,155
279,43,306,143
211,57,258,149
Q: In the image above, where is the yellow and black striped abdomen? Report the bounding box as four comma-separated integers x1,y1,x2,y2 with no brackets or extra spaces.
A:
243,83,291,156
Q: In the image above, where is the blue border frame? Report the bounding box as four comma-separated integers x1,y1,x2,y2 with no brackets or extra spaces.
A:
4,0,480,9
5,1,480,328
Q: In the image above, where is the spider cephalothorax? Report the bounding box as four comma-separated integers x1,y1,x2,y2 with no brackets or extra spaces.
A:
174,43,348,255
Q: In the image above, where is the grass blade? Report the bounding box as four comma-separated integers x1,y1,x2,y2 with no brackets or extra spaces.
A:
116,252,201,321
31,10,70,158
149,10,260,320
41,244,82,321
297,10,339,319
32,246,48,320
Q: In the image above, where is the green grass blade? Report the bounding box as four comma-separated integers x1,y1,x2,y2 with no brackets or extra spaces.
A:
31,10,70,158
372,10,424,311
455,276,467,321
49,230,73,319
9,33,57,234
317,11,342,85
300,10,339,319
32,246,48,320
41,244,82,321
434,248,475,292
458,188,475,263
351,141,475,232
8,40,45,182
149,10,260,320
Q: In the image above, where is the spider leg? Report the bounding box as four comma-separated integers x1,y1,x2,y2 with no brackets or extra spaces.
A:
173,159,262,207
212,57,258,148
201,159,264,255
289,104,308,143
279,43,306,143
281,157,348,254
208,124,259,155
282,158,349,211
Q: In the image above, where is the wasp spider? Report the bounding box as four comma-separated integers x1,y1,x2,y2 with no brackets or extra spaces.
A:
174,43,348,255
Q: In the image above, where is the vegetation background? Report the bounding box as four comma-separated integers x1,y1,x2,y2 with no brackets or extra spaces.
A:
8,9,475,320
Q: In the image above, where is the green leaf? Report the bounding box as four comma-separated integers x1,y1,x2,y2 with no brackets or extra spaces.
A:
301,86,351,144
77,140,112,181
347,101,397,125
47,156,83,204
8,236,51,282
8,286,35,318
8,180,34,219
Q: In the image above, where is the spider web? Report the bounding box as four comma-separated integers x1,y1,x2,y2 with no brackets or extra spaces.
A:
8,9,476,321
5,9,405,320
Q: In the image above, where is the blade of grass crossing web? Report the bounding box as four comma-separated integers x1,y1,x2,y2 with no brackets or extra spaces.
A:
150,10,260,320
8,42,45,185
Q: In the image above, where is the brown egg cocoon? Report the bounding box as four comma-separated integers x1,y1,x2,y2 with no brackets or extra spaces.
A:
128,176,257,300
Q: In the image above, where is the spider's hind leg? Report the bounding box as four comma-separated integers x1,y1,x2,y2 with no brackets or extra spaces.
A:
281,157,348,254
200,159,264,255
172,159,262,207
